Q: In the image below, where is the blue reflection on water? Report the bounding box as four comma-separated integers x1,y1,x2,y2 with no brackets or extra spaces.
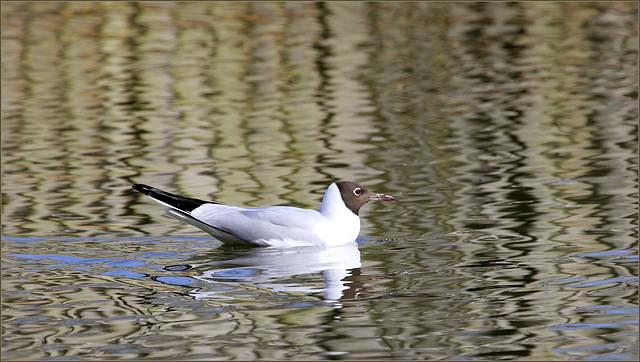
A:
550,179,579,184
567,276,638,288
579,305,639,315
549,277,586,284
1,237,44,243
135,252,176,257
106,260,147,267
211,269,258,278
102,270,147,278
6,254,113,264
155,276,196,285
575,250,636,257
554,342,628,352
549,320,638,330
1,236,211,244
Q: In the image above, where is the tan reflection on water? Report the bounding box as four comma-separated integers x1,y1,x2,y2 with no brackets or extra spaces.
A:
2,2,390,237
2,1,637,361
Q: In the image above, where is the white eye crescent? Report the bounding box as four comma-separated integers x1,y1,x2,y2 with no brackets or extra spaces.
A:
353,188,362,196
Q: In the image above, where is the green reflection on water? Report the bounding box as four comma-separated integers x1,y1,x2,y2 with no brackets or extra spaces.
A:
2,1,637,361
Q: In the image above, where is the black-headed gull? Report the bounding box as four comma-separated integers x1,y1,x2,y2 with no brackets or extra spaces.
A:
132,181,394,248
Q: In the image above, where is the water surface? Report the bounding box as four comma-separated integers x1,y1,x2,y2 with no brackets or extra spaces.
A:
2,2,638,360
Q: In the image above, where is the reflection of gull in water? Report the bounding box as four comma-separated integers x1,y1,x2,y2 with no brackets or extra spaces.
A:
187,242,361,301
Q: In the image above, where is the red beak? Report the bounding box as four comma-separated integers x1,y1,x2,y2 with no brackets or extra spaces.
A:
372,193,395,201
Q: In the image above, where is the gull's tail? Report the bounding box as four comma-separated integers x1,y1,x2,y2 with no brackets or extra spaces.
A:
132,184,219,213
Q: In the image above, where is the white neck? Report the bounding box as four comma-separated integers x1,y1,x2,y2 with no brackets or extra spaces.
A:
318,183,360,225
319,183,346,217
317,183,361,245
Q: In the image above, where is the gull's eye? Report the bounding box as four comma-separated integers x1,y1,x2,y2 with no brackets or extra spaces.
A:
353,188,362,196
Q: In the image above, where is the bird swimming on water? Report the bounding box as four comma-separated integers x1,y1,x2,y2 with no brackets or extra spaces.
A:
132,181,394,248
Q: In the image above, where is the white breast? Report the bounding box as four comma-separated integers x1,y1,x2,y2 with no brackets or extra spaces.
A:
316,183,362,246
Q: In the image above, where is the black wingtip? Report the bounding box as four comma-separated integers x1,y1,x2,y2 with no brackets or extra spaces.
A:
132,183,153,195
132,183,218,213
